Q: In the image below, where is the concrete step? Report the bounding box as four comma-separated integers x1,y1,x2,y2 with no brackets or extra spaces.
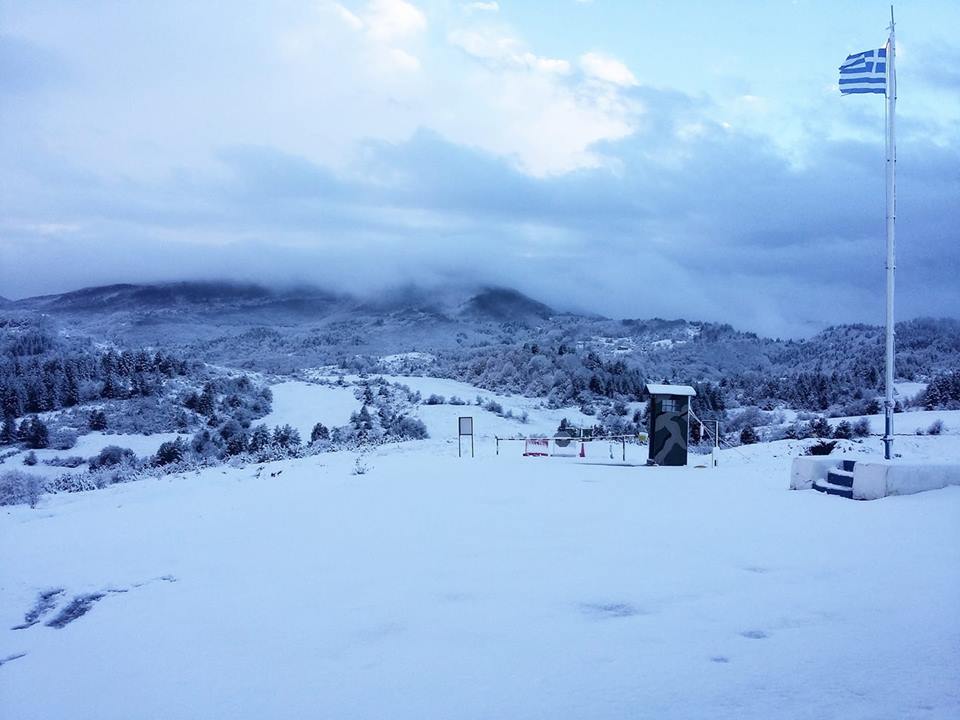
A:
842,459,857,473
813,478,855,499
827,469,855,488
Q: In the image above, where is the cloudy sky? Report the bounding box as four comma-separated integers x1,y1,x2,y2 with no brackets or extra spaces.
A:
1,0,958,336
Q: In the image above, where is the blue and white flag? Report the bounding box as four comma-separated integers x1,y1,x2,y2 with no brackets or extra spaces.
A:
839,47,888,94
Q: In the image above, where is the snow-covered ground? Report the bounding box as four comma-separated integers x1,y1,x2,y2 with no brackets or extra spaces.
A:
0,432,186,479
260,381,361,440
306,373,596,440
827,408,957,436
3,430,959,719
895,381,928,401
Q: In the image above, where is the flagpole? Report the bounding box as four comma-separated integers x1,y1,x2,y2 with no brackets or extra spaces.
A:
883,6,897,461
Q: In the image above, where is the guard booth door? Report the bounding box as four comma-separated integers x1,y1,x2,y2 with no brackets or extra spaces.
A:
648,395,690,466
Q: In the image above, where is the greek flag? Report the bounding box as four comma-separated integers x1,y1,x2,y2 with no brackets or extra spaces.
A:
839,47,888,94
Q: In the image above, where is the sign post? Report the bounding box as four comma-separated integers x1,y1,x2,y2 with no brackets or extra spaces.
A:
458,416,474,458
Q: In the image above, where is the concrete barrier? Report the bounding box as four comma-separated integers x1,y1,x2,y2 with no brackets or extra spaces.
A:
790,457,960,499
850,463,889,500
853,462,960,500
790,456,840,490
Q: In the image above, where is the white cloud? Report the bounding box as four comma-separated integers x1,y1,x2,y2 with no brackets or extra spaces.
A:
442,27,640,175
330,2,364,30
1,0,637,182
448,28,515,62
363,0,427,40
523,54,571,74
465,1,500,11
386,47,422,71
448,29,570,74
580,52,637,86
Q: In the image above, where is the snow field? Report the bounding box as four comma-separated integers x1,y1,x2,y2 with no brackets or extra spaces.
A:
2,438,959,719
827,408,958,435
259,381,360,440
306,373,597,440
1,432,187,479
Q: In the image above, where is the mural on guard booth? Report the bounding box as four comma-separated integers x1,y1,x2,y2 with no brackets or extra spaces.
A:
650,402,689,466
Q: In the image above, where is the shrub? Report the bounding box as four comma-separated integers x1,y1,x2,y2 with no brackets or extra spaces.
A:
448,396,466,406
218,419,247,456
50,428,79,451
727,407,769,433
191,428,224,458
927,419,944,435
806,440,838,456
483,399,503,415
832,420,853,440
852,418,871,438
23,451,38,466
424,394,445,405
0,470,44,507
782,421,808,440
155,439,185,465
807,417,832,439
739,426,760,445
45,455,85,468
88,445,136,471
88,410,108,431
352,455,370,475
392,416,428,440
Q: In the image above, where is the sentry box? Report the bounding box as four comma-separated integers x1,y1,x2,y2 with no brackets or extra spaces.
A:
645,383,697,466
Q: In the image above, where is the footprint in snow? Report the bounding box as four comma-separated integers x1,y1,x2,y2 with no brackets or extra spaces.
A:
740,630,769,640
580,602,645,619
14,576,178,631
11,588,65,630
46,593,108,629
0,652,28,667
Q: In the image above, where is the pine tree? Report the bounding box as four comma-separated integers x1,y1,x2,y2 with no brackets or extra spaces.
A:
272,424,301,449
22,416,49,449
0,414,17,445
833,420,853,439
310,423,330,443
808,417,832,438
155,439,185,465
197,383,217,417
248,424,271,452
63,367,80,407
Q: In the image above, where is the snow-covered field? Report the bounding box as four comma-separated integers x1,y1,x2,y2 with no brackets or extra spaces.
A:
828,408,956,436
3,428,959,719
259,381,361,440
0,432,186,479
307,372,597,440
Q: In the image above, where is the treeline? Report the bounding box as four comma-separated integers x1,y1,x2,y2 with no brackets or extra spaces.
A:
177,378,426,466
0,379,430,506
917,371,960,410
1,321,191,420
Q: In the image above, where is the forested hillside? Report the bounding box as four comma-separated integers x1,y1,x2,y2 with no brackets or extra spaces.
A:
4,283,959,423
